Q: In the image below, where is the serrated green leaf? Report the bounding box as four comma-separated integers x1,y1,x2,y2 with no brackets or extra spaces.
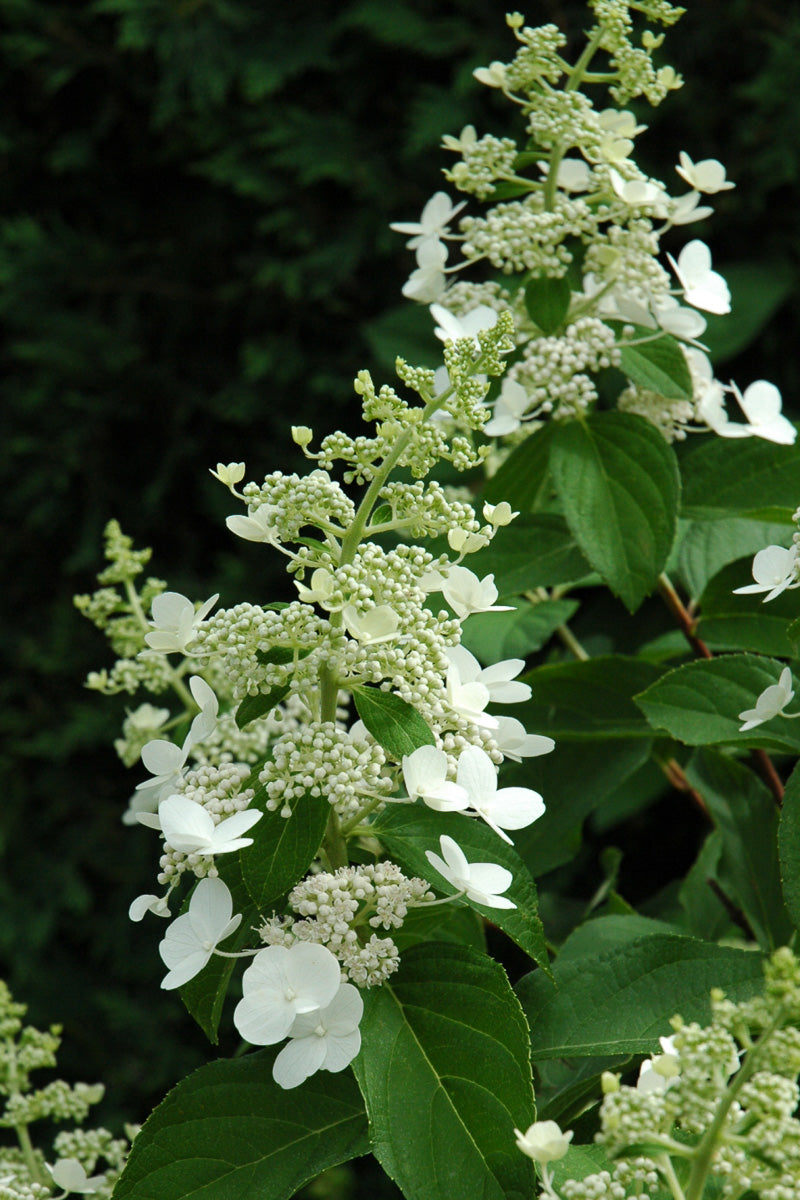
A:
352,685,434,759
701,261,793,362
685,749,791,951
373,806,549,969
616,325,693,400
778,762,800,933
697,559,799,656
517,933,763,1060
516,655,664,741
635,654,800,753
524,274,572,334
235,683,291,729
483,422,554,510
241,790,330,911
112,1051,369,1200
677,515,794,599
550,412,680,611
679,436,800,519
468,513,592,591
460,597,578,664
353,943,536,1200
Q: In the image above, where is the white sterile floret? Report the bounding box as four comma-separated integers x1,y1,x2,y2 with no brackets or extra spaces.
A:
668,189,714,226
739,669,795,732
728,380,796,446
455,744,545,843
484,378,530,436
128,733,193,824
294,567,337,608
439,565,513,620
47,1158,106,1194
446,645,531,704
636,1036,680,1094
390,191,467,248
483,501,518,527
425,834,516,909
233,942,343,1045
445,661,498,730
514,1120,573,1164
225,505,280,545
402,238,448,303
675,151,735,194
402,745,469,812
429,302,498,348
652,296,707,341
188,675,219,744
734,545,799,603
493,716,555,762
157,793,262,854
537,157,592,193
473,60,507,89
128,893,171,922
209,461,245,488
272,982,363,1090
158,877,242,990
143,590,219,654
342,604,402,644
667,240,731,315
608,167,667,208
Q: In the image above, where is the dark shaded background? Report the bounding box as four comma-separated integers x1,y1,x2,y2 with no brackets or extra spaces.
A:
2,0,798,1169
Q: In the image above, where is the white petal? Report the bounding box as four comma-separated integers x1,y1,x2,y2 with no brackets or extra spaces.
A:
272,1035,328,1089
159,795,215,853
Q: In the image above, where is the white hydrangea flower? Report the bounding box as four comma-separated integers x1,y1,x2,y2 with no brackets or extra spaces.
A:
47,1158,106,1194
727,380,796,446
209,461,245,488
402,745,470,812
429,302,498,348
158,877,242,990
608,167,667,208
493,715,555,763
667,189,714,225
272,982,363,1090
734,545,799,603
225,505,280,545
342,604,402,644
233,942,343,1046
402,237,448,303
188,675,219,744
483,501,518,528
513,1120,573,1164
295,567,336,607
739,669,796,732
484,378,530,436
390,191,466,249
438,566,514,620
424,834,516,909
455,744,545,843
473,60,507,89
128,893,171,922
445,661,498,730
143,590,219,654
675,151,735,194
130,734,193,823
667,240,731,315
157,793,262,855
636,1035,681,1093
537,157,592,193
446,645,531,704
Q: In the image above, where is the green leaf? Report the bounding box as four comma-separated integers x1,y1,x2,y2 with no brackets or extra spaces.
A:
235,683,291,729
483,422,554,511
460,597,578,664
469,513,593,591
550,412,680,611
373,806,549,970
635,654,800,754
112,1051,369,1200
524,274,572,334
241,791,330,911
677,515,794,599
552,1143,617,1187
701,261,793,363
778,762,800,932
696,559,799,656
353,943,536,1200
685,749,792,951
352,685,435,759
516,656,663,741
679,435,800,519
616,325,693,400
255,646,312,666
517,933,763,1060
678,832,733,942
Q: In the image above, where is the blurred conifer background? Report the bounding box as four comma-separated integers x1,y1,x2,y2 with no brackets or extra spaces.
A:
1,0,798,1148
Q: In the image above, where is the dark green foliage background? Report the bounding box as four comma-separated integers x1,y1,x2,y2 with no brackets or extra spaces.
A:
1,0,798,1159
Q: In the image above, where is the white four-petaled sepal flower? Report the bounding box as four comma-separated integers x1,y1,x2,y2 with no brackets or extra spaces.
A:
233,942,343,1046
637,1035,681,1093
675,151,735,194
143,591,219,654
734,545,799,603
493,716,555,762
447,645,531,704
483,501,519,528
390,191,467,248
47,1158,106,1195
158,794,262,856
158,878,242,990
456,745,545,843
402,745,470,812
188,675,219,744
484,377,530,437
226,505,280,545
440,566,513,620
608,167,667,208
342,604,402,645
128,893,171,922
668,240,731,315
429,303,498,348
209,461,245,489
739,668,796,732
402,238,448,303
272,982,364,1090
513,1120,573,1164
295,567,336,607
425,834,516,909
728,380,796,446
473,61,507,89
